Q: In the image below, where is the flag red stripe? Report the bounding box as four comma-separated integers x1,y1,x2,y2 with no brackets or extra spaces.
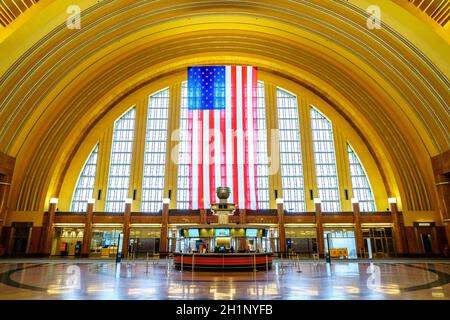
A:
209,109,215,205
220,109,226,187
188,109,193,209
198,110,204,209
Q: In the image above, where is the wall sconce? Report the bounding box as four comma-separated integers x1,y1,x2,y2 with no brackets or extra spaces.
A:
124,198,133,204
276,198,284,204
313,198,321,204
351,198,359,204
49,198,59,204
87,198,95,204
388,197,397,204
162,198,171,204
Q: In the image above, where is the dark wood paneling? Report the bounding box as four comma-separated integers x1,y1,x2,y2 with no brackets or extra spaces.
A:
28,227,42,254
360,216,392,224
169,216,201,224
246,216,278,224
321,215,354,224
0,226,11,255
435,226,448,253
54,216,86,224
284,216,316,224
404,227,419,253
169,209,200,216
0,152,15,176
92,216,124,224
130,216,162,224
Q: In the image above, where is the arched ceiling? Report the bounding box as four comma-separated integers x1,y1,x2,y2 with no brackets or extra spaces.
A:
0,0,449,213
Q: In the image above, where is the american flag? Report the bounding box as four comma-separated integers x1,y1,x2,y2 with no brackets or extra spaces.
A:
186,66,259,209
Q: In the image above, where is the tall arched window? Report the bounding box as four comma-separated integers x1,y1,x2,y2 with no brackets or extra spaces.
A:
176,83,190,209
255,82,270,209
141,89,170,212
277,88,305,212
71,144,99,212
310,107,341,212
348,144,376,212
105,107,136,212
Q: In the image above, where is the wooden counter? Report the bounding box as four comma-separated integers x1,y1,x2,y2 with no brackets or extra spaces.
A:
173,252,272,271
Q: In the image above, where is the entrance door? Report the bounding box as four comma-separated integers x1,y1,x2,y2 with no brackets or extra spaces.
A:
11,223,32,256
421,234,433,253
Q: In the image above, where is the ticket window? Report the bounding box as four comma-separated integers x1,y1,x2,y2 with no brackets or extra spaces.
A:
52,227,84,256
168,228,179,253
324,228,357,259
285,227,317,257
90,228,122,258
362,227,395,257
129,228,161,258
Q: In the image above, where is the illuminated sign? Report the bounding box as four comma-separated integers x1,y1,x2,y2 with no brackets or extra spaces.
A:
413,222,435,227
215,228,230,237
246,229,258,237
188,229,200,237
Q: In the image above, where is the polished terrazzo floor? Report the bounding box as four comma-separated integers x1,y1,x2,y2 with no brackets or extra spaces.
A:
0,259,449,300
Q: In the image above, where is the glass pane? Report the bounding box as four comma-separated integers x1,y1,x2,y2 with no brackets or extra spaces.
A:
348,144,376,212
277,88,305,212
71,144,99,212
141,89,170,212
311,107,341,212
105,108,136,212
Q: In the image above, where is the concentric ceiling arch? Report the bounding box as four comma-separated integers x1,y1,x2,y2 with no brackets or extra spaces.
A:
0,0,448,213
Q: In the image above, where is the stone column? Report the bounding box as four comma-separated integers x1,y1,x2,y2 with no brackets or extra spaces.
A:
276,200,286,254
315,201,325,257
121,202,132,258
0,182,11,233
42,201,57,256
390,201,405,256
200,208,207,224
239,209,246,225
0,153,15,241
159,200,169,255
352,202,364,258
81,202,94,257
431,151,450,248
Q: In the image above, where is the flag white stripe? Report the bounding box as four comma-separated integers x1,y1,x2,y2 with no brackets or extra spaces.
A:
247,67,256,209
236,66,245,208
203,110,210,208
225,66,233,200
214,108,221,202
191,110,199,209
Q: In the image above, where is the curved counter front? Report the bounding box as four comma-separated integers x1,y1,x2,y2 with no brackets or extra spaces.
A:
173,253,273,271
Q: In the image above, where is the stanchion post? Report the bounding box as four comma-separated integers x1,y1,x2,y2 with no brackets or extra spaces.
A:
146,251,149,274
192,253,195,272
266,254,268,272
181,254,184,272
253,252,257,272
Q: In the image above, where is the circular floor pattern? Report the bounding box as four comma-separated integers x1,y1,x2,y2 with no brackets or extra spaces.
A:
0,260,449,300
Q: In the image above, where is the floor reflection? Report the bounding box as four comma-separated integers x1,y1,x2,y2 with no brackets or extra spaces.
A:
0,260,449,300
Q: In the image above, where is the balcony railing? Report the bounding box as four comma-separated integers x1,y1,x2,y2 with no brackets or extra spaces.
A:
246,209,277,216
55,211,86,216
168,209,200,216
360,211,392,216
321,211,354,216
93,212,124,216
284,211,315,216
132,211,162,216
